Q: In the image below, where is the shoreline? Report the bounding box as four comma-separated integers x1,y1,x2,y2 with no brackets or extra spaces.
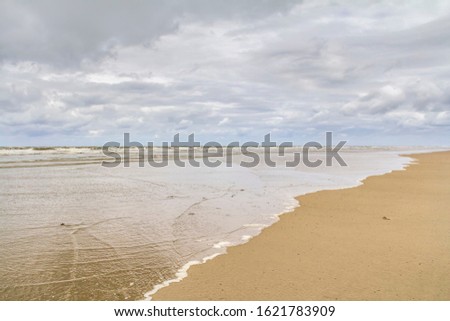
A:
152,151,450,300
145,152,414,300
0,148,424,300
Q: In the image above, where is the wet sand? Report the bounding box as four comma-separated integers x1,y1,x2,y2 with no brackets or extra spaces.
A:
153,151,450,300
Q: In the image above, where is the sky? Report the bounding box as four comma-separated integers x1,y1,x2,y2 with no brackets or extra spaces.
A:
1,0,450,146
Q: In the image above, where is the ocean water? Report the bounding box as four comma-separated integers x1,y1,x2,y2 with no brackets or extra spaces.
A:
0,147,431,300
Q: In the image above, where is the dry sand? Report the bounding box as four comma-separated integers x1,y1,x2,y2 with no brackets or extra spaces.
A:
153,151,450,300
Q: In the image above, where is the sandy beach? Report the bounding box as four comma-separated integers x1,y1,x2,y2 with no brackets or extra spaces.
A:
0,147,415,300
153,151,450,300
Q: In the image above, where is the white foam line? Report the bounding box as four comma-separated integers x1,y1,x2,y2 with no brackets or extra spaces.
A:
213,241,231,249
241,235,252,241
143,252,223,301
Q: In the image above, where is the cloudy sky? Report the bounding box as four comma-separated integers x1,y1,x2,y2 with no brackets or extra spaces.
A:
1,0,450,146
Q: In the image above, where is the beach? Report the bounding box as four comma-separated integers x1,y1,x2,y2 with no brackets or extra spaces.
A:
0,148,446,300
153,151,450,300
0,147,414,300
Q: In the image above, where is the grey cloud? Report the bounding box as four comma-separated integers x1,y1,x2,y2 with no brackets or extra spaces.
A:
1,0,450,146
0,0,300,67
341,79,450,130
